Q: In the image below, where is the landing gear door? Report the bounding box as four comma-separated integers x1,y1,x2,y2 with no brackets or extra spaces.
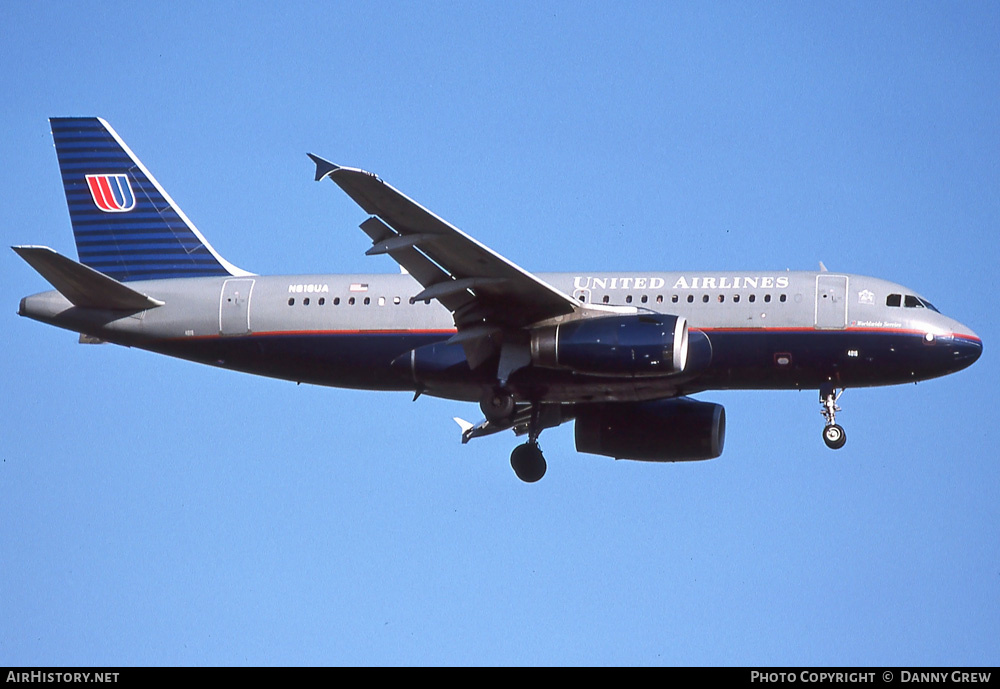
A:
815,275,848,330
220,278,255,335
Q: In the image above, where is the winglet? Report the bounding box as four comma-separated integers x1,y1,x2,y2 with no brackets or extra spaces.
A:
307,153,339,182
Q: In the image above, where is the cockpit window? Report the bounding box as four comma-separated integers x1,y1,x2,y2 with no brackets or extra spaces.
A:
886,292,938,311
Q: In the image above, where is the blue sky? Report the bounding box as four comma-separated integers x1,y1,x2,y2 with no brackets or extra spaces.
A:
2,2,997,666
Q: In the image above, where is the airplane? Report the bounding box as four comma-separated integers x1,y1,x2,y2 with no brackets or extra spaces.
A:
15,118,983,482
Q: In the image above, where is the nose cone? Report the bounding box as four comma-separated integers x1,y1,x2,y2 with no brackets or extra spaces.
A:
952,328,983,369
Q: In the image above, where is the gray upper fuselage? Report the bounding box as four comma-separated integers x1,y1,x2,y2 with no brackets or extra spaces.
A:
22,269,977,339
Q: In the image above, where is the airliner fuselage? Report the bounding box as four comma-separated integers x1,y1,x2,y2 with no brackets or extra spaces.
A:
15,118,983,481
21,269,981,399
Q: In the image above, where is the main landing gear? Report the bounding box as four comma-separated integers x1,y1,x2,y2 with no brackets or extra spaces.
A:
510,441,546,483
820,387,847,450
480,387,515,424
477,387,549,482
482,392,546,483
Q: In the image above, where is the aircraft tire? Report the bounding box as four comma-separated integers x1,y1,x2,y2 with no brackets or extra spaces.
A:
823,424,847,450
481,388,516,423
510,443,546,483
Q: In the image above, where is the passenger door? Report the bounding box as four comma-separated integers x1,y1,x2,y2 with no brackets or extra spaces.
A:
219,278,255,335
815,275,848,329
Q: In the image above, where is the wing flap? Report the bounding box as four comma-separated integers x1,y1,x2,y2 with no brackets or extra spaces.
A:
358,217,474,313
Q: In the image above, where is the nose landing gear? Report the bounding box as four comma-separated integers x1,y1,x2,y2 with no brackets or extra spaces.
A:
820,387,847,449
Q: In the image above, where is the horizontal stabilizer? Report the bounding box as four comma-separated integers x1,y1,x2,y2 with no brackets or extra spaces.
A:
453,417,475,444
12,246,164,310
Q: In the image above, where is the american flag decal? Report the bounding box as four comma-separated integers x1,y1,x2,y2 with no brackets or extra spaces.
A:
86,174,136,212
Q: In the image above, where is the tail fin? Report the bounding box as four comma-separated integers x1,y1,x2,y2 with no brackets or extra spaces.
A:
50,117,247,282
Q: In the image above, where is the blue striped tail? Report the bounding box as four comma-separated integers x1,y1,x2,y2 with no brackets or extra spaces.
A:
50,117,244,282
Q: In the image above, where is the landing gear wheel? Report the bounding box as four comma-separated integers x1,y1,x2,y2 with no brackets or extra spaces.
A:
823,424,847,450
510,442,546,483
481,388,515,423
819,387,847,450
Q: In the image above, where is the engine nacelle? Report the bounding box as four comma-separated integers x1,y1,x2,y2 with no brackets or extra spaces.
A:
531,314,689,377
575,398,725,461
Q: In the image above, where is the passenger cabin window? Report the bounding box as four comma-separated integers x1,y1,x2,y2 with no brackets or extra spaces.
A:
288,298,294,306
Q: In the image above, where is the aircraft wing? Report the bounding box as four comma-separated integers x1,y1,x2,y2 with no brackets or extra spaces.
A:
309,156,580,336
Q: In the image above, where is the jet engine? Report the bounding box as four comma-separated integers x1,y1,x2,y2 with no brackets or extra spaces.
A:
574,397,725,461
531,314,689,376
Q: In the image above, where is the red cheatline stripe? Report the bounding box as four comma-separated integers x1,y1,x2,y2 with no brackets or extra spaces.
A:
165,325,978,342
166,328,458,341
696,326,929,335
696,326,980,341
251,328,456,337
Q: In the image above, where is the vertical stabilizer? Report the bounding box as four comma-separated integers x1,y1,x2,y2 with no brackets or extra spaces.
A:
50,117,248,282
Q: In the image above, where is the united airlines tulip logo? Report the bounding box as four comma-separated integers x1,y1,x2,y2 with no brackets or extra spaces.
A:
86,174,136,212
